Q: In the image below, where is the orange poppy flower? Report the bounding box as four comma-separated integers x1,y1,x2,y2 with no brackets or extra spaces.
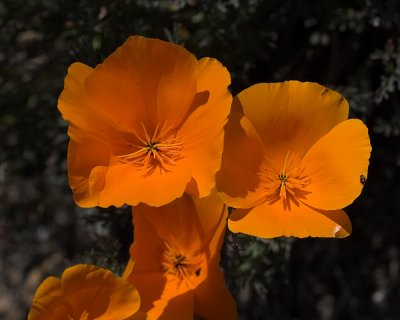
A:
217,81,372,238
124,192,237,320
58,35,231,207
28,264,146,320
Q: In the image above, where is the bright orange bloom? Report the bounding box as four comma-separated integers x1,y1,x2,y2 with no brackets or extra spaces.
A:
217,81,372,238
58,35,231,207
124,192,237,320
28,264,145,320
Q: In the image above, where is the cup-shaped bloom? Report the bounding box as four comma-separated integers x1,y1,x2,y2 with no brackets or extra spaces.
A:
28,264,145,320
124,192,237,320
217,81,372,238
58,35,232,207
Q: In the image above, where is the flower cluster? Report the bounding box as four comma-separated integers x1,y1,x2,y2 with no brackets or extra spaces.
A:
28,36,371,319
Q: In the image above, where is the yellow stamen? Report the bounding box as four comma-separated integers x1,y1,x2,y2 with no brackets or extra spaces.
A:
260,151,311,209
161,242,203,288
117,122,183,175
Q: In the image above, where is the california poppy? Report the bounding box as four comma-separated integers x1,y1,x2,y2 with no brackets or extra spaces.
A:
124,192,237,319
217,81,371,238
28,264,145,320
58,35,231,207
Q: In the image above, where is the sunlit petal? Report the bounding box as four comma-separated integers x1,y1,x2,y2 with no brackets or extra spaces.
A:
229,201,352,238
302,119,371,210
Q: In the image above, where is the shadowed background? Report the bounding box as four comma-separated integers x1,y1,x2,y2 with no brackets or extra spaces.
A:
1,0,399,319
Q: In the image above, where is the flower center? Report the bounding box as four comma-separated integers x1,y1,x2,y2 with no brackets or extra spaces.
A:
117,122,183,175
260,151,311,209
161,242,202,288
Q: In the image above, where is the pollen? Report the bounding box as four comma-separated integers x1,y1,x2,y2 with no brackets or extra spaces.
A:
161,241,203,288
260,151,311,209
117,122,183,175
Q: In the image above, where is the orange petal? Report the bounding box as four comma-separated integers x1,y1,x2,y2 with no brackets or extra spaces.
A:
181,58,232,197
129,272,195,319
28,276,71,320
190,190,228,255
127,272,167,316
302,119,372,210
58,63,113,140
194,263,237,320
57,62,93,127
84,36,198,131
87,159,191,207
61,264,140,320
216,111,267,208
234,81,349,159
67,129,111,207
128,207,170,273
150,288,195,320
58,62,119,209
28,265,140,320
130,272,204,319
229,201,352,238
191,200,233,320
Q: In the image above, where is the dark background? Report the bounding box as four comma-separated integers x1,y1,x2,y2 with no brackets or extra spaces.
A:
1,0,399,319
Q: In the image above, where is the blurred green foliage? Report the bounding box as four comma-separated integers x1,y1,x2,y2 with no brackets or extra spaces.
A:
1,0,400,319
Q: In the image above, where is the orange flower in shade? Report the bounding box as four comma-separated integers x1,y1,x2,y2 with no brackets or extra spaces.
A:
217,81,372,238
58,35,231,207
28,264,146,320
123,192,237,320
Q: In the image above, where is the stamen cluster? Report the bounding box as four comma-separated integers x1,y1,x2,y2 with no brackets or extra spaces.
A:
117,122,183,175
